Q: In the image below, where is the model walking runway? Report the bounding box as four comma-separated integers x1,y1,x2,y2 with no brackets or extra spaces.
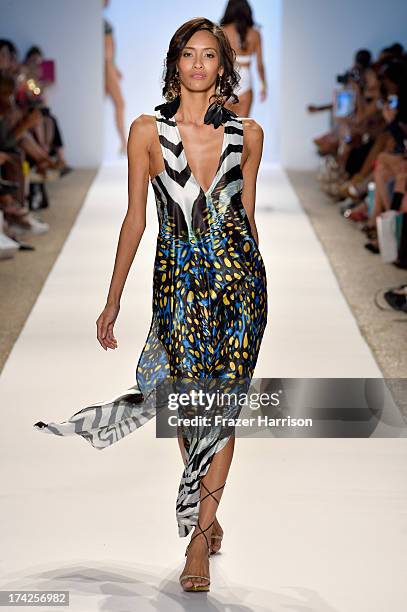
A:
33,100,267,539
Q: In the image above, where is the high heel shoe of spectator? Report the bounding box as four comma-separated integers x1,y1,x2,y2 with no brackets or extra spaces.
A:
343,202,368,222
317,158,341,183
322,181,343,198
364,239,380,254
52,159,74,176
7,212,49,236
60,165,73,177
339,198,358,215
29,166,61,183
339,181,353,199
347,179,370,200
334,180,367,202
2,200,30,218
33,159,62,180
322,182,347,202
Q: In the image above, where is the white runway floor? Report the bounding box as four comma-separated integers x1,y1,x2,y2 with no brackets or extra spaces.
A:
1,161,406,611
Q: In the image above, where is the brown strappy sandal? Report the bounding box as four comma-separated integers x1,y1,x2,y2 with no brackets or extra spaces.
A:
179,518,212,592
179,482,226,591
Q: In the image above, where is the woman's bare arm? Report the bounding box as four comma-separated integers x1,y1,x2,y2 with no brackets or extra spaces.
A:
96,115,151,350
241,119,264,246
106,116,150,307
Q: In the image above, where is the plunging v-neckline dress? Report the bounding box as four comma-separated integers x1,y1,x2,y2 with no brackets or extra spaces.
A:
34,105,268,538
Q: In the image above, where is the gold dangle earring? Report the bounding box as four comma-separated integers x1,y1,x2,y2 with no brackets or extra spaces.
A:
214,73,224,105
165,70,181,101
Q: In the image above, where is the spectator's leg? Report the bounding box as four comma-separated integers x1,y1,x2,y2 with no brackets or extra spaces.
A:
1,151,25,207
48,115,66,164
42,114,55,154
374,154,393,213
105,63,127,152
367,153,403,228
31,116,47,152
391,170,407,210
19,133,49,164
351,132,394,183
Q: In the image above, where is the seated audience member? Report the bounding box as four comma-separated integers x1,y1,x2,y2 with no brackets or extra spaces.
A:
19,45,72,174
319,56,407,201
309,48,382,162
0,72,49,236
344,59,407,224
310,44,407,271
0,40,62,179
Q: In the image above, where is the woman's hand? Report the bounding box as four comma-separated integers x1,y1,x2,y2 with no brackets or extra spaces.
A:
96,303,119,351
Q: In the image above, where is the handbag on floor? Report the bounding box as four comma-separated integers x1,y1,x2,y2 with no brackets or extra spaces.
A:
377,210,399,262
384,284,407,313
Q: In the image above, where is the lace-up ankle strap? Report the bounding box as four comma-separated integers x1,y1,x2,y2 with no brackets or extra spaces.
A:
201,481,226,505
185,518,214,557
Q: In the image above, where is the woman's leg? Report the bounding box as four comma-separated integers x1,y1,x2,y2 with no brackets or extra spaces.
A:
31,116,47,152
365,156,406,246
365,152,403,229
48,115,68,166
350,131,393,182
177,432,224,553
393,171,407,202
105,62,127,152
180,434,235,589
366,159,389,229
19,133,49,163
177,433,188,467
1,151,25,207
42,115,55,154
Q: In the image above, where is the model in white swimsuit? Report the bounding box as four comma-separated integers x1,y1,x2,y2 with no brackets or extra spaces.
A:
235,52,256,95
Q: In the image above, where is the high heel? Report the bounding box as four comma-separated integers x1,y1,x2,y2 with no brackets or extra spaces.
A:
179,519,212,592
179,482,226,592
343,207,368,222
364,241,380,254
210,533,223,555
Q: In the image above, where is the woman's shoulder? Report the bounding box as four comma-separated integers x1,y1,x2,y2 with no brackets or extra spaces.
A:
241,118,264,149
128,114,158,146
241,117,263,135
130,114,157,130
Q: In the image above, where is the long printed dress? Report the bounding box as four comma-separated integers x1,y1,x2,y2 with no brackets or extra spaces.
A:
34,103,268,537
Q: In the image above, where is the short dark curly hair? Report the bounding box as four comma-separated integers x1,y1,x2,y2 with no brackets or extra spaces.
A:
161,17,240,105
